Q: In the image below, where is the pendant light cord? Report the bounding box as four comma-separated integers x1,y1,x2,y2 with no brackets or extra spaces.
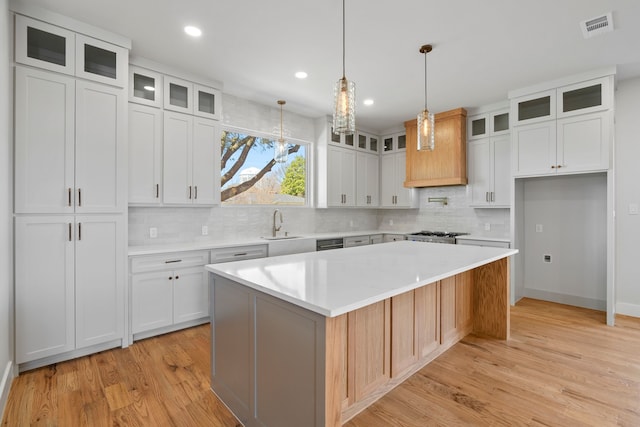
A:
280,104,283,140
342,0,346,79
424,50,428,110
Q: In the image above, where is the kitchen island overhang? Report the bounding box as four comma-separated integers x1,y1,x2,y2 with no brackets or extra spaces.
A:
206,241,518,427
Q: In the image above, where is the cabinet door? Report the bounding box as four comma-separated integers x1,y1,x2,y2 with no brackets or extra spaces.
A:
557,77,611,118
391,291,418,378
440,272,473,347
163,112,193,204
379,154,395,207
75,215,125,348
173,267,209,323
327,146,355,207
194,84,222,120
128,104,162,204
192,117,219,205
348,299,390,402
15,216,75,363
512,89,556,125
15,15,75,75
75,80,126,212
512,121,556,177
75,34,128,88
468,139,491,206
129,65,163,107
356,152,379,207
557,111,609,173
14,67,75,213
131,271,174,334
164,76,193,114
394,153,414,207
468,114,489,140
415,282,440,358
491,136,511,206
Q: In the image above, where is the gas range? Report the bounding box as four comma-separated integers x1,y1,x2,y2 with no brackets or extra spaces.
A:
406,231,469,244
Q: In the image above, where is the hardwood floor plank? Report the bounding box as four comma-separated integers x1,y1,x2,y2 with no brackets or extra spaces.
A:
3,298,640,426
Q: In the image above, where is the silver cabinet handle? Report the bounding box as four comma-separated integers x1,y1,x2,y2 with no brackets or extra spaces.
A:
189,186,192,199
156,183,159,198
234,252,248,257
195,186,198,200
68,223,72,241
68,188,72,207
486,192,489,202
77,188,82,206
78,222,82,241
491,192,495,202
164,259,182,264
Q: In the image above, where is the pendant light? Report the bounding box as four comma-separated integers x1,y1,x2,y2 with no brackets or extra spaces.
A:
332,0,355,135
274,100,288,163
417,44,435,151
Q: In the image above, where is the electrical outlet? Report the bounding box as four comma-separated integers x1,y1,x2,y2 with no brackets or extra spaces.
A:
484,223,491,231
536,224,543,233
544,254,552,263
149,227,158,238
202,225,208,236
389,219,394,226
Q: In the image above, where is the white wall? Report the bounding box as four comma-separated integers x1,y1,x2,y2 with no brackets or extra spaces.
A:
521,174,607,310
614,77,640,317
0,0,15,415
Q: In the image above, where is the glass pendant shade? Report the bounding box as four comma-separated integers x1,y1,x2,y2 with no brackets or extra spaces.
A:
274,139,288,163
333,77,356,135
274,100,288,163
417,108,435,151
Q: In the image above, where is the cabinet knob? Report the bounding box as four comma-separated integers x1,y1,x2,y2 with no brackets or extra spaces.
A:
168,277,173,280
557,165,562,168
551,165,556,169
175,275,179,280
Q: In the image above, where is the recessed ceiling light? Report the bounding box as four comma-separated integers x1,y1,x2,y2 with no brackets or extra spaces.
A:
295,71,308,79
184,25,202,37
363,99,374,106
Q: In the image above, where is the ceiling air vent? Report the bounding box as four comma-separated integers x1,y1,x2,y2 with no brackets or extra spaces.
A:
580,12,614,39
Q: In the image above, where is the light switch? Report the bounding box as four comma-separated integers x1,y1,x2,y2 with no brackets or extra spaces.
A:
149,227,158,238
484,223,491,231
535,224,543,233
629,203,639,215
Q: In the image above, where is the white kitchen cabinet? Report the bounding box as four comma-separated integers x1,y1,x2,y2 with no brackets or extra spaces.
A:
75,33,128,88
327,146,356,207
130,250,210,337
15,215,125,363
469,136,510,207
344,235,371,248
75,79,127,213
369,234,384,244
163,111,219,205
383,234,406,243
468,110,510,141
14,66,126,213
356,131,380,153
382,132,406,153
356,151,379,207
15,14,75,75
163,75,193,114
14,66,75,214
512,112,610,177
380,152,416,208
128,104,163,204
194,84,222,121
511,73,613,177
129,65,163,108
15,15,128,87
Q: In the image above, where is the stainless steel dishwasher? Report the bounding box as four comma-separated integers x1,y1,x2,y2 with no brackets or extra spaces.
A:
315,238,344,251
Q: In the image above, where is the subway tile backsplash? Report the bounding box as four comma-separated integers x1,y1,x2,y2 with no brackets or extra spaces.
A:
129,187,509,246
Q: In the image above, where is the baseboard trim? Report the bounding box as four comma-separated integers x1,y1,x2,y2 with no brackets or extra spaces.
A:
0,360,15,421
615,303,640,318
522,289,605,311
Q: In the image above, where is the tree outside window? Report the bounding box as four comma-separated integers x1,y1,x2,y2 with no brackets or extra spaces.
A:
220,130,307,205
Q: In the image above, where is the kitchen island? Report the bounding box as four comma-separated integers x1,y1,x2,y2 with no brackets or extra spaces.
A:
206,241,517,427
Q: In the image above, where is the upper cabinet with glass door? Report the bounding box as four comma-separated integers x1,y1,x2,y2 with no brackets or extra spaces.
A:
15,14,128,88
163,76,221,120
329,126,355,148
468,109,509,140
382,132,406,153
557,76,611,118
129,66,163,108
356,131,380,153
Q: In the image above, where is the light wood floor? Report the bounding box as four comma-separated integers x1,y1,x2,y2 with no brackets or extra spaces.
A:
3,298,640,426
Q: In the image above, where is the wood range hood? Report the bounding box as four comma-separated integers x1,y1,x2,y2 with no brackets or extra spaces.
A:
404,107,467,188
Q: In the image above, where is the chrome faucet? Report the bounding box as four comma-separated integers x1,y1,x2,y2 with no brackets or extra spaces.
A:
272,209,283,237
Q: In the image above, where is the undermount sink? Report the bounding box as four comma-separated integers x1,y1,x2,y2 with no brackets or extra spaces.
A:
261,235,301,240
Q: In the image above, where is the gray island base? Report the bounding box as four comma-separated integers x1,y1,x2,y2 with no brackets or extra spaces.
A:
206,241,517,426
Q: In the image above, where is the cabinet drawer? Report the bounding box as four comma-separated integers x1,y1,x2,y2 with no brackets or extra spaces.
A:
130,250,209,273
210,244,268,263
344,235,370,248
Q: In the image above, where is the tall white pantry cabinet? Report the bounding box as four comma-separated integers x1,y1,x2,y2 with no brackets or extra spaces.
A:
12,9,130,368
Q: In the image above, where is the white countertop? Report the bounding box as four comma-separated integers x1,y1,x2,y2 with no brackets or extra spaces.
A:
206,240,518,317
128,230,411,256
455,235,511,243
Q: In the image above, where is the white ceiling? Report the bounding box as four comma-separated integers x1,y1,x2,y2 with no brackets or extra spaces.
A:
18,0,640,133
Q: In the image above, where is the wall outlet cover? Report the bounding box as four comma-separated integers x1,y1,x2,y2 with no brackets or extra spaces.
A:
202,225,208,235
536,224,543,233
484,223,491,231
149,227,158,238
